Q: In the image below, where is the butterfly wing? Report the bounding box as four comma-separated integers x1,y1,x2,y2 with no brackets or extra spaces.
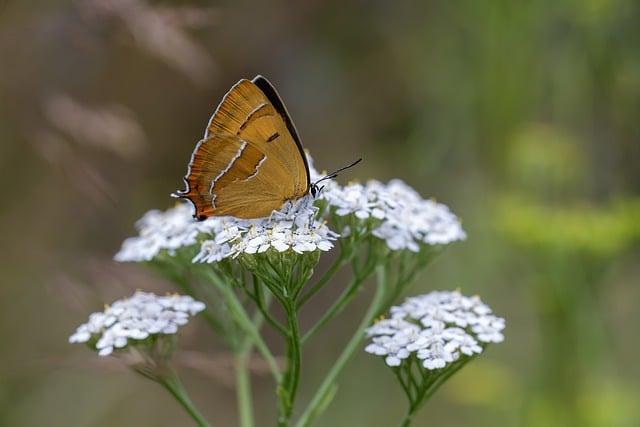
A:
176,76,310,219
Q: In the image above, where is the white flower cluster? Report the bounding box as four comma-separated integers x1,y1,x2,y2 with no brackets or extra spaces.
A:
114,198,337,264
365,290,504,369
114,154,463,263
323,179,466,251
69,291,205,356
323,182,386,220
114,203,221,262
193,196,338,262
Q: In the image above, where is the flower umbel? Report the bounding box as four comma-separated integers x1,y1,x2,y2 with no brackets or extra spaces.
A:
365,290,504,425
366,290,504,368
69,291,210,426
323,179,466,252
69,291,205,356
193,195,338,263
114,203,221,262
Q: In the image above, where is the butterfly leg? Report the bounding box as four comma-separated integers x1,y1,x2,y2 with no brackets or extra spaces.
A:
268,204,291,224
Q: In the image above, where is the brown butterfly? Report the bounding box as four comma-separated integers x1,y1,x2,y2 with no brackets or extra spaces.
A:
174,75,360,220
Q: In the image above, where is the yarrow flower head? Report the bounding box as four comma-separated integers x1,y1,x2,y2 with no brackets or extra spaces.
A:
115,194,338,266
323,179,466,251
193,195,338,263
323,181,386,220
69,291,205,357
114,203,221,262
365,290,504,369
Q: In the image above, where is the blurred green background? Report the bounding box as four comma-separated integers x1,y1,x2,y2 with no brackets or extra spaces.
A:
1,0,639,426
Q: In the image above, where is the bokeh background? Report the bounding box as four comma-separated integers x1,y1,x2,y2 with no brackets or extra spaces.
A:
1,0,639,426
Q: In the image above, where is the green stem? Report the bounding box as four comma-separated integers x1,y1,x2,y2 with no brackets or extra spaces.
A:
279,301,302,426
400,413,413,427
400,359,470,427
201,268,282,382
252,274,288,335
394,368,413,402
301,261,376,345
422,360,466,402
298,250,352,307
287,308,302,403
158,374,211,427
382,255,432,312
234,292,272,427
404,359,419,397
235,350,254,427
294,265,388,427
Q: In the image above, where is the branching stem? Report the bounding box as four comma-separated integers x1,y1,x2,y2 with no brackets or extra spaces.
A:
294,265,388,427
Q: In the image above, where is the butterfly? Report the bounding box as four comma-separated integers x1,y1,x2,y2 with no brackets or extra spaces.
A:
174,75,360,220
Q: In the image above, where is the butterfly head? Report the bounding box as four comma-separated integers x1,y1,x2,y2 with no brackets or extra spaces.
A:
310,158,362,198
310,183,323,198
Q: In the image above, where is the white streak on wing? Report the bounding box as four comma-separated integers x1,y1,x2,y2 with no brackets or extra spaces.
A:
243,155,267,181
210,141,248,207
245,103,268,122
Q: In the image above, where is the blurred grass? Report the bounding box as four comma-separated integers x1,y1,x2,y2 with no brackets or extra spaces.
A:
1,0,639,426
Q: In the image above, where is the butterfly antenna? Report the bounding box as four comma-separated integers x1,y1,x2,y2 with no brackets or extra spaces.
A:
313,158,362,186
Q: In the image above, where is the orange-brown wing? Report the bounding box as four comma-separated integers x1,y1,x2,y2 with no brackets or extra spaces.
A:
176,77,309,219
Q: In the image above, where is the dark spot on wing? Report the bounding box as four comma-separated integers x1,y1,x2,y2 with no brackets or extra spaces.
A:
266,132,279,142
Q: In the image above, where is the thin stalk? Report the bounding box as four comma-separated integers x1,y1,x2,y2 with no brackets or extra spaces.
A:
394,368,413,402
294,265,388,427
405,359,420,397
158,374,211,427
292,260,316,301
298,250,352,307
235,350,254,427
382,257,431,313
400,413,413,427
201,268,281,382
399,360,469,427
301,260,376,345
234,291,272,427
252,274,288,335
279,301,302,426
421,361,466,402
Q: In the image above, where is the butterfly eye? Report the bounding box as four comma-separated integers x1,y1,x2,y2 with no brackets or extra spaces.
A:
310,185,318,198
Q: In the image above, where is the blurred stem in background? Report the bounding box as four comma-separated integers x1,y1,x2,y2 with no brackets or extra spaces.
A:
528,253,611,426
295,265,388,427
152,255,279,427
498,133,640,426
